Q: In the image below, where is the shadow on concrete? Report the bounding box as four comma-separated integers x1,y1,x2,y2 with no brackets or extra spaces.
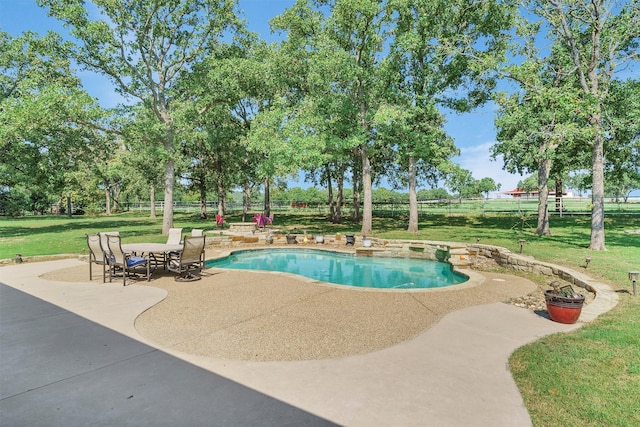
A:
0,284,336,427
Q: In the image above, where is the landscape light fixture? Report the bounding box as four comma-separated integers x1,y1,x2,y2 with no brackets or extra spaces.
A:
629,271,639,296
584,256,592,269
518,239,526,254
476,237,481,243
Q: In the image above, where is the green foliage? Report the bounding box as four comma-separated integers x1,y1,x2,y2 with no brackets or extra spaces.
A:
4,0,635,253
518,174,538,193
37,0,242,231
0,30,105,200
493,26,591,178
511,297,640,426
272,186,329,205
0,187,31,216
416,187,450,200
522,0,640,250
477,177,501,198
445,165,477,198
603,79,640,200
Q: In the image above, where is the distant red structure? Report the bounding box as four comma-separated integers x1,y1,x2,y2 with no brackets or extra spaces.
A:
502,188,568,198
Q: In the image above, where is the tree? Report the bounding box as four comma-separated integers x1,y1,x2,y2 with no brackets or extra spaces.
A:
384,0,517,232
119,105,167,218
0,30,104,214
493,15,594,235
565,172,590,196
528,0,640,249
477,177,501,199
417,188,449,200
603,79,640,202
373,104,457,231
38,0,239,233
518,174,539,196
445,165,476,200
271,0,388,235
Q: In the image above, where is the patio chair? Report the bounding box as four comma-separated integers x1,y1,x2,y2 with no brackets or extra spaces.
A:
98,231,119,255
168,235,206,281
106,234,150,286
86,233,109,282
162,227,184,267
166,228,183,245
93,231,119,280
191,229,206,264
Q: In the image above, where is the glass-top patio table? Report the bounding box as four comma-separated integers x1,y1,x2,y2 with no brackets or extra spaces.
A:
122,243,183,270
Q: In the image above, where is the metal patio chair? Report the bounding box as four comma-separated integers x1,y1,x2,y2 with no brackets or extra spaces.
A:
106,234,150,286
167,235,206,282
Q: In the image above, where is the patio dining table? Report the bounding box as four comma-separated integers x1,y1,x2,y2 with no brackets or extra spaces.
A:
122,243,183,271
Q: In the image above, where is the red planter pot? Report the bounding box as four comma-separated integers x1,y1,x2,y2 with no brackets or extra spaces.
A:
544,290,585,324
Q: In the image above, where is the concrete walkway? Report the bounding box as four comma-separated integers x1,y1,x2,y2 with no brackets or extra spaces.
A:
1,259,604,426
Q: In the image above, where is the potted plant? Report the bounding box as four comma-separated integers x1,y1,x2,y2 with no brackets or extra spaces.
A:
544,281,585,324
345,233,355,246
315,234,324,244
362,236,372,247
286,234,297,244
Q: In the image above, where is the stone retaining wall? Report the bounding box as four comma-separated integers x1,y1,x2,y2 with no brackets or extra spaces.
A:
468,243,588,285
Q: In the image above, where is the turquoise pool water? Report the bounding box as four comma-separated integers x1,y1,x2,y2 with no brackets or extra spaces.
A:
205,249,468,289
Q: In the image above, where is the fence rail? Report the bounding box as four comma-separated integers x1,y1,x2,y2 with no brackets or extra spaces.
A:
114,197,640,217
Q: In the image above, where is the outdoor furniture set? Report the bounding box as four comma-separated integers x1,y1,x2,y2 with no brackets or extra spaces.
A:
86,228,206,285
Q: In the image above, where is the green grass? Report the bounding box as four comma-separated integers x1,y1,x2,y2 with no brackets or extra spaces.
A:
510,296,640,426
1,211,639,426
0,212,225,259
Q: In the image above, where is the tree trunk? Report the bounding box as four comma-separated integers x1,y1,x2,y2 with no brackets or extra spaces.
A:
242,182,251,222
66,195,72,218
536,158,552,236
263,176,271,217
217,182,225,218
589,121,606,250
112,184,121,213
199,180,207,220
158,121,174,233
407,155,418,233
149,184,156,218
335,170,344,224
361,144,373,236
160,108,175,234
352,165,360,222
162,155,175,235
555,179,563,213
326,164,335,222
104,180,111,216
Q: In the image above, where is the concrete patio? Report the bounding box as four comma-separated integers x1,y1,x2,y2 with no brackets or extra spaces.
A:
0,257,614,426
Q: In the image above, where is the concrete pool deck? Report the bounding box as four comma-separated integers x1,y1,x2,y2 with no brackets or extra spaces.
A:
1,256,605,426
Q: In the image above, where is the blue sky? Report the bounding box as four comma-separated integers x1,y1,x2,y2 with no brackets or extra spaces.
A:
1,0,525,195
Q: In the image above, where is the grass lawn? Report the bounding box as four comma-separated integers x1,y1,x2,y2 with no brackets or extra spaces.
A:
1,211,639,426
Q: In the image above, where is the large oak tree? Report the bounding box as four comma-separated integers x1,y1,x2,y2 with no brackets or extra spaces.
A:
38,0,239,233
527,0,640,250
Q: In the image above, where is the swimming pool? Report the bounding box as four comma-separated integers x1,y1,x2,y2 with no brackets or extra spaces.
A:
205,249,468,289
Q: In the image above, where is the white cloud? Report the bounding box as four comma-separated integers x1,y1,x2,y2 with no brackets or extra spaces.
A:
455,141,525,195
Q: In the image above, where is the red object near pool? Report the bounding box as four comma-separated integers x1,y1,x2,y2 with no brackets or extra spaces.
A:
544,290,585,324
